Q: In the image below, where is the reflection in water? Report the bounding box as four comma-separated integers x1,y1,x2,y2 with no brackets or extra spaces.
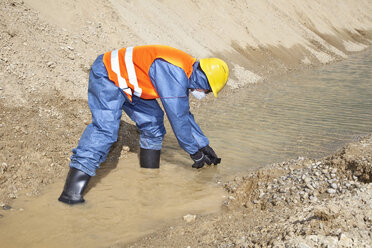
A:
1,51,371,247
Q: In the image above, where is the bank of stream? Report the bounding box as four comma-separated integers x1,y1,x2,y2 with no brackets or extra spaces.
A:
0,51,371,247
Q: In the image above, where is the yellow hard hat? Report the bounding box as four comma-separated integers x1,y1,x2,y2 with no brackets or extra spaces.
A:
199,58,229,98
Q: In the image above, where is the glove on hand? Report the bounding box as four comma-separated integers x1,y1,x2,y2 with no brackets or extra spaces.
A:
200,145,221,165
190,150,211,169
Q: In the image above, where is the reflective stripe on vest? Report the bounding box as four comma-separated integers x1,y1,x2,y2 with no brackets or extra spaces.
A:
124,47,142,97
111,49,132,96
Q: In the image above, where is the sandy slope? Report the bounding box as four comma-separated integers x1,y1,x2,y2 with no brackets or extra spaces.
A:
2,0,372,105
0,0,372,242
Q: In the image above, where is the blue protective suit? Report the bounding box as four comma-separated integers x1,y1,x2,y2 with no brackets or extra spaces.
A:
70,55,211,176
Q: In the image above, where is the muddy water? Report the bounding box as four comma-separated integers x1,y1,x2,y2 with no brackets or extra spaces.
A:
184,50,372,176
0,154,224,248
1,51,371,247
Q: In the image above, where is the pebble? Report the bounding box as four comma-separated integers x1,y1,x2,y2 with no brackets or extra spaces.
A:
121,146,130,152
279,188,286,193
183,214,196,223
306,183,314,190
2,204,11,210
326,188,336,194
298,242,311,248
303,177,311,184
331,183,338,189
47,61,56,68
67,54,75,60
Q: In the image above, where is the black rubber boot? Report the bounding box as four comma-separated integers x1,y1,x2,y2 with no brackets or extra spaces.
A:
140,148,161,169
58,167,91,205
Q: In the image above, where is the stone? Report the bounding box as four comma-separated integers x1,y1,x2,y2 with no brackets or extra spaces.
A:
279,188,286,193
47,61,55,68
339,233,353,247
298,242,311,248
2,204,11,210
331,183,338,189
326,188,336,194
304,177,311,184
121,146,130,152
306,184,314,190
67,54,75,60
183,214,196,223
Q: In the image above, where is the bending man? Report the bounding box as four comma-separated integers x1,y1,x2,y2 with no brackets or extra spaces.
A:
58,45,229,205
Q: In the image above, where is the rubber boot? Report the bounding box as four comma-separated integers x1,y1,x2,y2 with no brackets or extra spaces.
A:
140,148,160,169
58,167,91,205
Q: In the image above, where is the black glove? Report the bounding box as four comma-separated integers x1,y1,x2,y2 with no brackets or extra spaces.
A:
200,145,221,165
190,150,211,169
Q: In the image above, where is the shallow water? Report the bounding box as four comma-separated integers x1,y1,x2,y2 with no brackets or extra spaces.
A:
0,154,224,248
1,51,371,247
183,50,372,176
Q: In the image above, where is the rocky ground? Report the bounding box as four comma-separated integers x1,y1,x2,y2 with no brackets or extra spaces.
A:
122,135,372,247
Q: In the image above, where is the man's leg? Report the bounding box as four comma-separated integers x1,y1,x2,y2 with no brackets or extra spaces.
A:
123,97,166,168
59,55,125,204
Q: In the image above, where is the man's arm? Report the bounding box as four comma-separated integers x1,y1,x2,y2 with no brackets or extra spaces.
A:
149,59,208,155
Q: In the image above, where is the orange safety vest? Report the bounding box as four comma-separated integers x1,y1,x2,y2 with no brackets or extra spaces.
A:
103,45,197,101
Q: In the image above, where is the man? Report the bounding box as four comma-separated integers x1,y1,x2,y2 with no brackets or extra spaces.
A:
58,45,229,205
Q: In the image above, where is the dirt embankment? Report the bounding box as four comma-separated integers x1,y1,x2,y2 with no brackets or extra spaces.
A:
1,0,372,208
124,135,372,248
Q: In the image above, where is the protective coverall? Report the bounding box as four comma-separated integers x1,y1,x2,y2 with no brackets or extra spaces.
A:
58,45,227,204
71,52,211,176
